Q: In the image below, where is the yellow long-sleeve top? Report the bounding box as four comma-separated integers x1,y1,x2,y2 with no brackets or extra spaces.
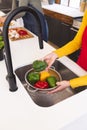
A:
54,10,87,89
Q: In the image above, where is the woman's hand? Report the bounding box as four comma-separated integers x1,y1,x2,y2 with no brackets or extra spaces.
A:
42,52,58,70
48,80,70,94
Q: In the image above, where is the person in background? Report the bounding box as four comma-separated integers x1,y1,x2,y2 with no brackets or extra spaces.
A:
0,0,48,41
42,10,87,93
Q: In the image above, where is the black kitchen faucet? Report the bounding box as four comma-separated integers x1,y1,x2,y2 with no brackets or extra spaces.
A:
3,6,43,92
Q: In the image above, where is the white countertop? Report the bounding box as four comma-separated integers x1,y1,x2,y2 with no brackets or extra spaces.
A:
42,3,84,18
0,33,87,130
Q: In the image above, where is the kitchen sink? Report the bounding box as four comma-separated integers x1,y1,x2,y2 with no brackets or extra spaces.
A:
15,60,87,107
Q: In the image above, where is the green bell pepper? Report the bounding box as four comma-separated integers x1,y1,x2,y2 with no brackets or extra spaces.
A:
46,76,57,88
33,60,48,72
27,72,40,84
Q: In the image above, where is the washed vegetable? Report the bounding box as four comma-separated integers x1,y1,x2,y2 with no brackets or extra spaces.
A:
40,71,50,81
27,72,40,84
33,60,48,72
46,76,57,88
34,81,49,89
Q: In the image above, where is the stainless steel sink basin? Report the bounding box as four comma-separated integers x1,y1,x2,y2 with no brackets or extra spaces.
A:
15,60,87,107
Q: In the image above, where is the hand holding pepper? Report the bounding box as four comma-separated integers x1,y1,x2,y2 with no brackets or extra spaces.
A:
41,52,58,70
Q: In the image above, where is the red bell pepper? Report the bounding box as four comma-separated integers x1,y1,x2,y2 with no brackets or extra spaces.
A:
34,81,49,89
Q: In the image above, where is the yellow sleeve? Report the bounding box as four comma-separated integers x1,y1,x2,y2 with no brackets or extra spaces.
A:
54,10,87,58
70,75,87,89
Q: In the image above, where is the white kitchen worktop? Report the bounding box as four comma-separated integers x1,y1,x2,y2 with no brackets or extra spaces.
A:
0,32,87,130
42,3,84,18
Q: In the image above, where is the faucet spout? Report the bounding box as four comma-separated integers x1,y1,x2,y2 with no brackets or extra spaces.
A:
3,6,44,91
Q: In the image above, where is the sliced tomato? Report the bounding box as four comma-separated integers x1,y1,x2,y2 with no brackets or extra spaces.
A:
18,30,28,36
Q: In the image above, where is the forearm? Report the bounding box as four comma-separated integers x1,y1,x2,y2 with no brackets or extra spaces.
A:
70,75,87,88
54,39,81,58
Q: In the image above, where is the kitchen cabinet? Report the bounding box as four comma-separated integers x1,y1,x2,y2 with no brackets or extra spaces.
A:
59,22,71,46
45,15,61,45
45,15,71,47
